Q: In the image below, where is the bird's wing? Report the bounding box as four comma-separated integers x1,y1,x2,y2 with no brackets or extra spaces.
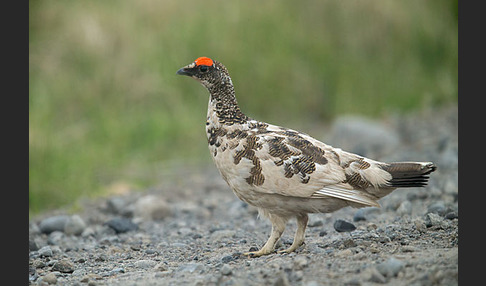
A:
242,123,392,207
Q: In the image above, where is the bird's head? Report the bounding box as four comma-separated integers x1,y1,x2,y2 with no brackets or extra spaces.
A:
176,57,232,90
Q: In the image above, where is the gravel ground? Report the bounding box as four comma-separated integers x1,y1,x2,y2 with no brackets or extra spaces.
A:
29,105,458,286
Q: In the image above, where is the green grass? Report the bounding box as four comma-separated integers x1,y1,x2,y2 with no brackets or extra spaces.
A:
29,0,457,215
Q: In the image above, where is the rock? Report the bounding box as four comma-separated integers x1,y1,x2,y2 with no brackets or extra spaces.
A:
344,278,361,286
135,260,157,269
424,213,443,228
29,267,38,282
367,267,387,284
145,249,157,255
401,246,418,253
221,264,232,275
274,272,291,286
30,238,39,251
39,272,57,285
221,255,234,263
105,218,138,233
343,238,357,248
294,256,309,269
81,226,96,237
335,249,353,258
396,200,412,215
50,245,62,255
427,201,447,216
290,270,304,282
52,259,75,273
334,219,356,232
106,196,130,215
210,230,236,241
133,195,172,221
353,207,380,222
444,211,458,220
376,257,404,278
177,263,203,274
353,209,367,222
47,231,64,245
110,268,125,275
39,215,69,234
413,218,427,232
64,215,86,235
80,273,102,283
38,246,53,257
154,262,168,272
308,219,323,227
366,223,378,231
171,242,188,248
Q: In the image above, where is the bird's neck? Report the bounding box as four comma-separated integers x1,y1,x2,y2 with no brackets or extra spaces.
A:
206,79,249,126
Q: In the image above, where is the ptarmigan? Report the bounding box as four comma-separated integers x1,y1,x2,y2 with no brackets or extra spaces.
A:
176,57,437,257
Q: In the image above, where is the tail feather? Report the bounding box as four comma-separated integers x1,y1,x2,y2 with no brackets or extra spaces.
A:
382,162,437,188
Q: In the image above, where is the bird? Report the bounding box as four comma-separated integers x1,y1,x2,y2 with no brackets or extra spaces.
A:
176,57,437,257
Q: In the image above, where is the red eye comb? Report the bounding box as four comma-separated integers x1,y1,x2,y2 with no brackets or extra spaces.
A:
195,57,214,66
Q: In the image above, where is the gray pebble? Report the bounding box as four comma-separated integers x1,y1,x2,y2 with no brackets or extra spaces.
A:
444,211,458,220
290,270,304,282
221,255,234,263
64,215,86,235
335,249,353,258
30,239,39,251
424,213,443,228
154,262,168,272
135,260,157,269
105,218,138,233
145,249,157,254
376,257,404,278
343,238,357,248
353,207,380,222
39,215,69,234
401,246,418,253
52,259,75,273
353,209,367,222
110,268,125,275
133,195,172,221
39,272,57,285
367,267,387,283
29,267,38,282
274,272,291,286
293,256,309,269
427,201,447,216
38,246,53,257
47,231,64,245
177,263,203,274
210,230,236,241
334,219,356,232
171,242,188,248
413,218,427,232
221,264,232,275
308,219,323,227
396,200,412,215
106,197,129,215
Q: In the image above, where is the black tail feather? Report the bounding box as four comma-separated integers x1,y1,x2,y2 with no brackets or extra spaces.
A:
383,162,437,188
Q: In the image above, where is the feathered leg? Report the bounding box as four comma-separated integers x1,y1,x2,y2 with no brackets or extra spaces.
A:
245,213,288,257
278,213,308,254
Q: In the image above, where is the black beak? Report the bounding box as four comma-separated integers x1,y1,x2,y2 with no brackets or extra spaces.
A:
176,67,194,76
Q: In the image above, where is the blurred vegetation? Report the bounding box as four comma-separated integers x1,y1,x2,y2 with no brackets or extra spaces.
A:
29,0,457,214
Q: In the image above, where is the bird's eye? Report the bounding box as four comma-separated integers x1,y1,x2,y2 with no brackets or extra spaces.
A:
199,65,209,72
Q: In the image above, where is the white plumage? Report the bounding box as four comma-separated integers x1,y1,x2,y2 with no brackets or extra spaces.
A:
177,57,436,257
